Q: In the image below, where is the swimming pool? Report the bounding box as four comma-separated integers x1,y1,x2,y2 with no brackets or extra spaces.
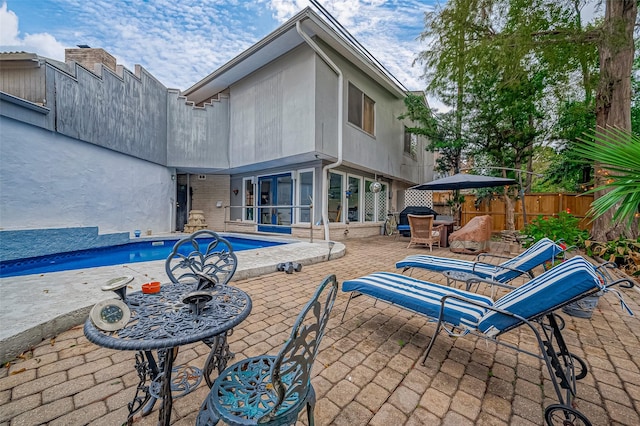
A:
0,236,286,278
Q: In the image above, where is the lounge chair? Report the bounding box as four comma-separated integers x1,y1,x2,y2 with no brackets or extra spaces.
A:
340,256,634,425
406,214,444,251
396,237,565,284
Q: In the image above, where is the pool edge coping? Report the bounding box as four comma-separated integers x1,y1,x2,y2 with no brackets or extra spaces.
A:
0,241,345,363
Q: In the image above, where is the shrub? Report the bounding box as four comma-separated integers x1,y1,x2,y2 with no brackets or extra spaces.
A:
521,211,588,249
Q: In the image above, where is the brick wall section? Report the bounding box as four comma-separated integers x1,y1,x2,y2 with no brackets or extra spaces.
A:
189,175,230,232
64,48,117,73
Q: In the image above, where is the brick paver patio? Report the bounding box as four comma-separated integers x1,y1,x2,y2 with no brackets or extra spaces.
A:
1,236,639,425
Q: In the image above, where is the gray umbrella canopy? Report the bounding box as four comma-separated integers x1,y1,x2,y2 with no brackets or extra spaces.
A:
411,173,516,190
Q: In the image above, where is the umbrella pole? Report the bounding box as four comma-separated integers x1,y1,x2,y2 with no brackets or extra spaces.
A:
454,189,462,227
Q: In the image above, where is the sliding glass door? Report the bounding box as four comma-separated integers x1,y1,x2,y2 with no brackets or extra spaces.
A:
258,173,292,234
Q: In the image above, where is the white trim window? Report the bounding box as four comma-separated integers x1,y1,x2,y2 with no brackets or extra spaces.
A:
297,169,314,223
243,177,255,222
346,175,361,222
404,127,417,160
328,171,345,223
348,82,375,135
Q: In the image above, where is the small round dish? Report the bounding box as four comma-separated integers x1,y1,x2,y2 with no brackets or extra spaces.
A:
142,281,161,294
101,276,134,292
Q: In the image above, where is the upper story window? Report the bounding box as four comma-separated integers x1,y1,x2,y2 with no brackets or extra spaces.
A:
348,82,375,135
404,127,417,160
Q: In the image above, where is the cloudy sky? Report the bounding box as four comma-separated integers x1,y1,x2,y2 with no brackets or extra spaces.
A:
0,0,437,96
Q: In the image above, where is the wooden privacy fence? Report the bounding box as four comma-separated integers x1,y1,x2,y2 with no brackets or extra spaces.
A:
433,192,594,232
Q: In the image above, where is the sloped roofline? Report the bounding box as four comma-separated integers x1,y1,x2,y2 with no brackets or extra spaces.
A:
182,7,407,105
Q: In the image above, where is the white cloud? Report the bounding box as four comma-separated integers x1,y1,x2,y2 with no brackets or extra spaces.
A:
0,0,435,93
41,0,266,89
0,2,18,45
266,0,431,91
0,2,66,60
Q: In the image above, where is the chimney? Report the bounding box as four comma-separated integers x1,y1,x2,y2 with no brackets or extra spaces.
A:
65,45,117,73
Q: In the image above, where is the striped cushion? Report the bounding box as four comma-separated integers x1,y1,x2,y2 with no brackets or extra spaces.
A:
395,237,564,283
497,238,564,280
342,272,493,329
478,257,601,336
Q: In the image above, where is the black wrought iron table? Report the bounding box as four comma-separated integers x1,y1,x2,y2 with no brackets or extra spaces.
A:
84,283,252,426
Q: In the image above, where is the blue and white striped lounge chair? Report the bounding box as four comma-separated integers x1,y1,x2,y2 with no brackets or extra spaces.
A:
341,256,635,425
396,237,565,284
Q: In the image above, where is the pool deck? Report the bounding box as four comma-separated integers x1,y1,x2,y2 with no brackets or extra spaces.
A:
1,236,639,425
0,236,344,361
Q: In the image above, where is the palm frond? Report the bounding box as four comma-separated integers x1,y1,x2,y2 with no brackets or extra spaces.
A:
572,127,640,228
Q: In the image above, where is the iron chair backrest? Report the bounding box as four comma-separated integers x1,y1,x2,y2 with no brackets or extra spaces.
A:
261,274,338,423
165,229,238,286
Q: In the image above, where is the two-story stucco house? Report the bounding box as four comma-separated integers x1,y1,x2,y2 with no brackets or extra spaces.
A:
0,7,433,244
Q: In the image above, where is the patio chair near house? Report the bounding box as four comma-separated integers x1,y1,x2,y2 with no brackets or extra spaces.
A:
197,274,338,426
396,237,566,285
406,214,445,251
340,257,634,425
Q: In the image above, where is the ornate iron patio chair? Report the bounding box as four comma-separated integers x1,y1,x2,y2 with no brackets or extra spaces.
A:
341,257,634,426
165,229,238,287
164,229,240,386
197,274,339,426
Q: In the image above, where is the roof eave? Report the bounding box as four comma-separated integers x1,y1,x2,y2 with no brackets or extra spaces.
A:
182,7,407,104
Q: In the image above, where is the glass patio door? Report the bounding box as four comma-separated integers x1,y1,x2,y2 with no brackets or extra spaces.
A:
258,173,292,234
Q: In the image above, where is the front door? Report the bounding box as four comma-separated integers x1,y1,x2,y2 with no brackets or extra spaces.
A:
176,175,189,232
258,174,292,234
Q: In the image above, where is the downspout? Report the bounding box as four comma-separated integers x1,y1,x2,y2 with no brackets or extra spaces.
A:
296,20,343,241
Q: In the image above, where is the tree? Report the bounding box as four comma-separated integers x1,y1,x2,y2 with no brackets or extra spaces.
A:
400,94,469,220
574,128,640,232
466,63,545,230
633,44,640,133
415,0,637,238
590,0,638,240
416,0,489,168
400,95,465,175
546,100,597,189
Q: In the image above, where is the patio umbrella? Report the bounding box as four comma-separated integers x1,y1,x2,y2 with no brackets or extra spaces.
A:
411,173,527,227
411,173,516,190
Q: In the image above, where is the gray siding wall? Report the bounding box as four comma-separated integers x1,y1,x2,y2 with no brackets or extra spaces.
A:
166,91,230,169
315,42,427,185
53,63,168,165
0,94,51,129
0,116,175,234
0,65,46,105
314,50,339,157
229,45,316,168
